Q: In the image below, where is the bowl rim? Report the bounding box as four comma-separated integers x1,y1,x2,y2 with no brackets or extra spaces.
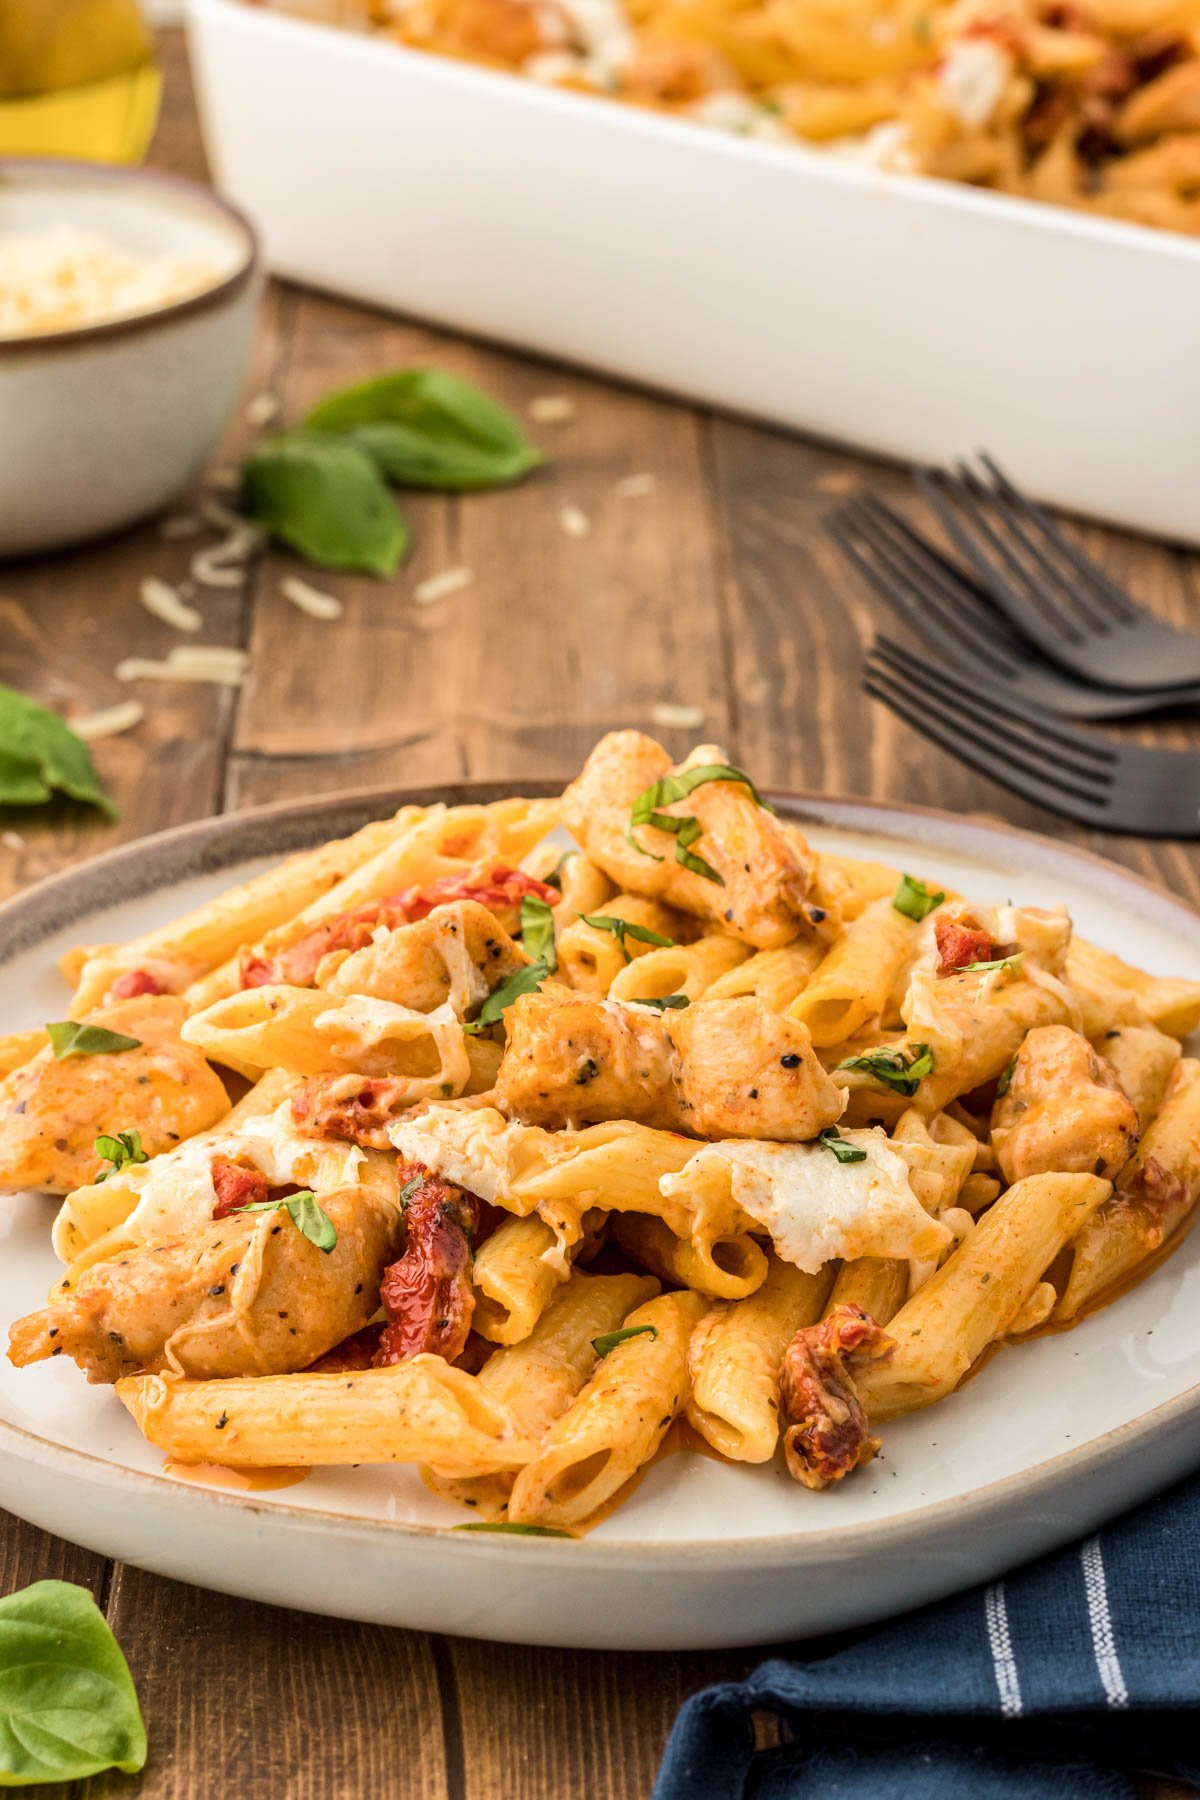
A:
0,156,261,356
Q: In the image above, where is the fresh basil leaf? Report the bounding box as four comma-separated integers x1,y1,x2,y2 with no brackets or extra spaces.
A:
452,1521,572,1536
625,822,664,863
520,894,557,972
817,1127,868,1165
579,914,677,963
94,1129,148,1183
837,1043,934,1098
962,954,1022,973
996,1057,1017,1098
634,994,690,1011
242,431,409,576
628,808,723,885
631,763,776,822
46,1022,141,1060
233,1188,337,1253
894,874,945,922
591,1324,659,1356
0,1579,146,1786
307,370,544,492
399,1173,427,1208
0,687,116,820
892,874,946,922
462,959,549,1034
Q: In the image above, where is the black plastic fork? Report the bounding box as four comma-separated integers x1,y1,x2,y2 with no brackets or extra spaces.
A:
863,635,1200,836
914,455,1200,693
825,494,1200,721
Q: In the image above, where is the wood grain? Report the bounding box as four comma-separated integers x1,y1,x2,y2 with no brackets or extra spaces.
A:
0,24,1196,1800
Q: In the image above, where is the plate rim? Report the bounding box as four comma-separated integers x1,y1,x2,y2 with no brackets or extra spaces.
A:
3,776,1199,1567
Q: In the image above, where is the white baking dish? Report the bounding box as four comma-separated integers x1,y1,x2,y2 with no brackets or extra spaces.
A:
188,0,1200,544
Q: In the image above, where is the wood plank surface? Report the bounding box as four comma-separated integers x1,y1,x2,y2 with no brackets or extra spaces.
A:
0,25,1196,1800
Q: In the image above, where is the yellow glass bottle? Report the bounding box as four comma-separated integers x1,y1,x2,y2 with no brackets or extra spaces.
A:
0,0,161,163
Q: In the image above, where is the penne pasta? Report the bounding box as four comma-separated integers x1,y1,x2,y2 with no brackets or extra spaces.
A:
788,898,919,1046
611,1211,768,1299
687,1256,832,1460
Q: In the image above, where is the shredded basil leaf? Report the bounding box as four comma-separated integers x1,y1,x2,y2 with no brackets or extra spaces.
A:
306,369,544,492
46,1021,141,1060
837,1043,934,1098
0,686,117,821
233,1189,337,1253
817,1127,869,1165
892,874,946,922
462,960,549,1034
592,1324,659,1356
579,913,677,963
635,994,690,1011
996,1057,1017,1098
93,1129,149,1183
625,762,773,885
519,893,557,971
0,1580,147,1784
452,1521,572,1536
242,431,409,576
399,1173,427,1208
962,954,1023,973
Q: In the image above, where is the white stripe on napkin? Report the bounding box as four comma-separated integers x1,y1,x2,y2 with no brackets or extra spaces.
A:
984,1581,1023,1718
1080,1536,1129,1710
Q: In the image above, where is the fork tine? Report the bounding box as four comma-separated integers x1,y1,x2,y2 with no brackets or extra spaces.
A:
848,497,1022,665
870,634,1115,774
978,455,1140,625
826,505,1017,675
960,463,1119,636
915,469,1080,651
863,653,1111,821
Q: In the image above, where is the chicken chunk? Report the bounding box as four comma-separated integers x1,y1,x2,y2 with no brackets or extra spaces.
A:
318,899,530,1012
0,996,229,1196
991,1025,1138,1183
8,1181,404,1383
561,732,825,949
493,989,844,1139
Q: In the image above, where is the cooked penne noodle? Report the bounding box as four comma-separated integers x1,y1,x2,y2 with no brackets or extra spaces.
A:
1067,938,1200,1040
556,895,687,993
810,853,903,923
611,1211,768,1299
117,1356,536,1473
607,933,749,1002
826,1256,909,1324
473,1208,606,1344
688,1257,832,1460
507,1289,709,1527
1092,1023,1180,1128
702,940,825,1011
788,898,919,1046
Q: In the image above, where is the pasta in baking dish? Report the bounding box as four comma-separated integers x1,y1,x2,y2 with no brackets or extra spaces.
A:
304,0,1200,236
7,730,1200,1530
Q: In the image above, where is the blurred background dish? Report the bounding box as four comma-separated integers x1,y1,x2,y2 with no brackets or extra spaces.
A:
0,157,258,557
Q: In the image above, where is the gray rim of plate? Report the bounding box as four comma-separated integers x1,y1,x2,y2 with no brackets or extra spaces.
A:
1,777,1198,1563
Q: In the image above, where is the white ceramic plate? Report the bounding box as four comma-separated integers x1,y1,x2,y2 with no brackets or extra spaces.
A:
2,785,1198,1650
187,0,1200,545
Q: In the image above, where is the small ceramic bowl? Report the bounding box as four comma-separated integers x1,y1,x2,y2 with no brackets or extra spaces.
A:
0,158,261,558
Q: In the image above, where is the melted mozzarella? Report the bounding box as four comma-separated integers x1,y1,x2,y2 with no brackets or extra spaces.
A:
660,1131,951,1273
389,1105,533,1206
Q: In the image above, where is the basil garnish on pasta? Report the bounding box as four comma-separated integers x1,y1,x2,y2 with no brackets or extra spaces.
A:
635,994,690,1011
963,954,1023,973
837,1044,934,1097
579,914,677,963
47,1022,141,1060
996,1057,1017,1097
233,1189,337,1253
452,1521,572,1536
398,1173,427,1207
94,1129,149,1183
592,1324,659,1356
626,762,774,885
462,960,549,1034
519,893,558,971
892,874,945,921
818,1127,869,1165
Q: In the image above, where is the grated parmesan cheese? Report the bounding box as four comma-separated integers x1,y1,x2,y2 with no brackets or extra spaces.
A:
413,566,474,605
2,831,25,852
116,645,248,686
0,226,221,339
281,577,343,621
245,392,281,427
559,504,592,539
652,701,706,730
158,514,203,540
190,522,264,589
72,700,145,741
139,577,202,633
614,473,656,499
937,39,1013,129
529,394,576,424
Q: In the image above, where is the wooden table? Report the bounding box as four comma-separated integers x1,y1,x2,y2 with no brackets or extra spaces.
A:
2,30,1198,1799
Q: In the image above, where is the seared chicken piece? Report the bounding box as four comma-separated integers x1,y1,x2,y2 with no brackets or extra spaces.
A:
493,989,844,1139
318,900,530,1011
991,1025,1138,1184
561,732,826,949
8,1181,404,1382
0,995,229,1196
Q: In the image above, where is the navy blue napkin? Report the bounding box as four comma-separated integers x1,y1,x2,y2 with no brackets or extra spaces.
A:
654,1471,1200,1800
